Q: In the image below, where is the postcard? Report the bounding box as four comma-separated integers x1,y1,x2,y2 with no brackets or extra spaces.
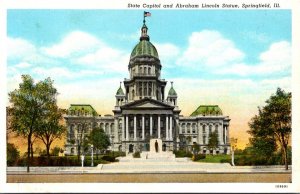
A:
1,0,300,193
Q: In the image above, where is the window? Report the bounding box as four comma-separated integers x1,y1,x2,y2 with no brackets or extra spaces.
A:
209,125,212,135
202,125,206,133
203,136,206,144
181,125,184,133
144,82,147,96
139,82,142,96
192,125,196,133
148,82,152,96
187,124,190,133
70,125,75,140
148,67,151,74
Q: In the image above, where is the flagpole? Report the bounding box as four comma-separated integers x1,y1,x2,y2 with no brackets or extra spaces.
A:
143,11,146,24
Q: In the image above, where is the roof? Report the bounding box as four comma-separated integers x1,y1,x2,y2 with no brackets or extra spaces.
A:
190,105,223,116
116,86,124,95
168,86,177,96
130,40,159,59
68,104,98,116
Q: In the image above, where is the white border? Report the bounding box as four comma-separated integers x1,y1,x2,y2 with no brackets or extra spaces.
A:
1,0,299,193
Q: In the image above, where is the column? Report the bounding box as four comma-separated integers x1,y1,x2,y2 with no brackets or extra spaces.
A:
226,125,229,144
169,116,173,140
224,125,227,144
134,115,137,140
126,115,129,141
150,115,153,137
206,126,209,144
122,116,125,140
114,118,119,142
109,123,111,135
219,125,223,145
179,123,182,134
158,115,161,138
166,115,169,140
142,115,145,140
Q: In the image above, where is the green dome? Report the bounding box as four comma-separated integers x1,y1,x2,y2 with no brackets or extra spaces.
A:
130,40,159,59
190,105,223,116
116,86,124,95
168,86,177,96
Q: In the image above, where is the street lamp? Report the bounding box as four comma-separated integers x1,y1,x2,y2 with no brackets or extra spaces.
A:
91,144,94,167
111,135,114,157
230,137,237,166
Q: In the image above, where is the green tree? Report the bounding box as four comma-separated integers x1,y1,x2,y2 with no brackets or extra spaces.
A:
208,131,219,152
88,127,110,159
51,146,62,156
8,75,57,172
7,143,20,166
248,88,291,170
36,104,66,160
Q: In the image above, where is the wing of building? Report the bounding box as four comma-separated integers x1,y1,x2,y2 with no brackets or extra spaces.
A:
64,18,231,155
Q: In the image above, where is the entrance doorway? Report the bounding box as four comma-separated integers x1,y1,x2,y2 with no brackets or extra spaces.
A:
129,144,134,153
162,143,166,151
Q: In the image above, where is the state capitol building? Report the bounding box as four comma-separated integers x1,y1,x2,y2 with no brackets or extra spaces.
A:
64,17,231,156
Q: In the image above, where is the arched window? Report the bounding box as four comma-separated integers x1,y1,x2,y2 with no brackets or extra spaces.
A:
139,67,142,74
215,125,218,132
182,124,185,133
148,67,151,75
144,67,147,74
202,125,206,133
209,125,212,135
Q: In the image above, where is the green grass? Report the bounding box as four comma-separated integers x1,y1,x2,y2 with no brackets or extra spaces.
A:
196,154,231,163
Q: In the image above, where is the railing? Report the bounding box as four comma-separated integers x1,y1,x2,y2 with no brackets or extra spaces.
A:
132,73,157,77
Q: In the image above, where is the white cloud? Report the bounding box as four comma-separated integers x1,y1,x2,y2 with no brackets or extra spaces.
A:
217,41,291,76
154,42,180,61
41,31,103,58
7,37,36,60
177,30,245,67
14,62,32,69
74,45,130,73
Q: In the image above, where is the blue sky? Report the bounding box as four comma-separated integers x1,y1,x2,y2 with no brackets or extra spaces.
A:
7,10,291,147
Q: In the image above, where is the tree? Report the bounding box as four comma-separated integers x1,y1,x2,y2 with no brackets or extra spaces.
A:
88,127,110,159
8,75,57,172
36,104,66,160
248,88,291,170
7,143,20,166
208,131,219,153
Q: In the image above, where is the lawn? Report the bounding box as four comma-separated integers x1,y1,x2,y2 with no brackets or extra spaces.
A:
197,154,231,163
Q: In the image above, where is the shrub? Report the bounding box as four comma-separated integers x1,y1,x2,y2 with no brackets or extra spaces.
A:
192,154,206,161
173,150,193,158
133,151,141,158
102,155,116,162
51,146,61,156
7,143,20,166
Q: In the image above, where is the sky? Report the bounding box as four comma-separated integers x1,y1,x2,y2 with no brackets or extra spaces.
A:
6,10,291,148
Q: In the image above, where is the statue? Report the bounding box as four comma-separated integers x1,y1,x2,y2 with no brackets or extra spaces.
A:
155,140,159,153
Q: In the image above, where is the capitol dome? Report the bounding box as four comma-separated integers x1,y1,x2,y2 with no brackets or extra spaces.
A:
130,40,159,59
130,23,159,60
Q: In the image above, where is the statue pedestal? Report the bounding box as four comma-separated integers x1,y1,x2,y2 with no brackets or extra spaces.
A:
150,138,162,153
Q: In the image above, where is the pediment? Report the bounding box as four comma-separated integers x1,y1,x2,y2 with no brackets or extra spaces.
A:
135,102,166,108
121,98,173,110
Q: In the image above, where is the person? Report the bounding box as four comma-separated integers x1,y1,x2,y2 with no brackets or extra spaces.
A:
155,140,158,153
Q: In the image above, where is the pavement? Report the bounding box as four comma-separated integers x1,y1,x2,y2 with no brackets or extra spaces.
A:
6,156,292,174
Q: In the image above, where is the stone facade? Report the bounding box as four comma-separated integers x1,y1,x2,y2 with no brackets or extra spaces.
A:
64,20,231,156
